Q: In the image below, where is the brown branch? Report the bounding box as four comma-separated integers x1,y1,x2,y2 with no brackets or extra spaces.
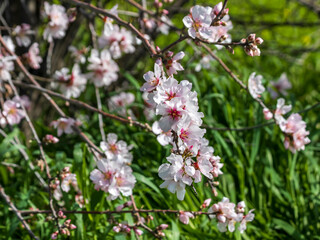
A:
0,185,40,240
62,0,158,57
19,208,213,216
12,81,153,132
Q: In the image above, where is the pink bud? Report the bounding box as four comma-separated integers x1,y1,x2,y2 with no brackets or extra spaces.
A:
70,224,77,230
162,9,169,15
116,204,124,211
247,34,256,42
263,108,273,120
58,210,65,219
166,51,174,58
202,198,212,208
113,226,121,233
125,201,133,207
134,228,143,236
159,224,169,230
61,229,67,235
51,231,58,239
255,37,264,45
65,219,71,225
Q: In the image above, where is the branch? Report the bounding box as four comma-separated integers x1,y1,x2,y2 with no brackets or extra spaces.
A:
12,81,152,132
62,0,158,57
0,185,39,240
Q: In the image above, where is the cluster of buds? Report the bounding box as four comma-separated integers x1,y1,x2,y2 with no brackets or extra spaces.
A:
243,34,264,57
51,219,77,239
154,223,169,237
43,134,59,144
113,222,143,236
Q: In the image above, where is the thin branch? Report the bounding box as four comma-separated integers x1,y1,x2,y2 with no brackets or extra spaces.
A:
95,87,106,142
0,185,40,240
12,81,153,132
62,0,158,57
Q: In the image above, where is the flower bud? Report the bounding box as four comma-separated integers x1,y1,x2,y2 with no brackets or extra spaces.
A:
70,224,77,230
255,37,264,45
159,224,169,230
202,198,212,208
212,203,220,212
217,214,226,223
263,108,273,120
247,34,256,42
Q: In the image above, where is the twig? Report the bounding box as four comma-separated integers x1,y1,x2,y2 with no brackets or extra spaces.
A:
95,87,106,142
6,76,62,233
0,185,40,240
12,81,153,132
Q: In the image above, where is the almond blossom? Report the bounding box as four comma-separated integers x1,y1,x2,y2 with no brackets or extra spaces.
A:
248,72,265,99
0,55,15,82
100,133,133,164
141,63,164,92
179,211,194,224
13,23,33,47
55,64,87,98
51,117,75,136
183,5,213,39
90,158,136,200
164,51,185,76
98,25,135,59
1,100,25,125
24,43,42,69
87,49,119,87
108,92,135,117
43,2,69,42
269,73,292,99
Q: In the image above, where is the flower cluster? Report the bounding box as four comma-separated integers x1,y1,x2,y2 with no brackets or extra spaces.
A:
208,197,255,233
243,34,264,57
23,43,42,70
113,222,143,236
98,25,135,59
140,60,222,200
273,98,310,152
183,2,231,43
43,2,69,42
90,133,136,200
51,218,77,239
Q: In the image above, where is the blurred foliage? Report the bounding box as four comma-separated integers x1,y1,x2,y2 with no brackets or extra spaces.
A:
1,0,320,239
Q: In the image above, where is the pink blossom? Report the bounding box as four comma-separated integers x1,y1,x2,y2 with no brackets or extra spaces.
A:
134,228,143,236
13,23,33,47
248,72,265,99
0,55,15,82
50,118,75,136
43,2,69,42
12,95,31,110
141,63,164,92
183,5,213,39
269,73,292,99
274,98,292,131
202,198,212,208
90,159,136,200
68,46,87,64
164,51,185,75
103,5,118,35
152,121,172,146
87,49,119,87
98,25,135,59
108,92,135,118
56,64,87,98
100,133,133,164
1,100,25,125
179,211,194,224
24,43,42,69
238,210,255,233
61,173,78,192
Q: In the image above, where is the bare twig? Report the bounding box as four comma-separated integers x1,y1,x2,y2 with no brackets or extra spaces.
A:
0,185,40,240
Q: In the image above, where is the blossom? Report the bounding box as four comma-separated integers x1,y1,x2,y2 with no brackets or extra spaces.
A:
87,49,119,87
1,100,25,125
55,64,87,98
164,51,185,75
13,23,33,47
100,133,133,163
179,211,194,224
90,158,136,200
24,43,42,69
152,121,172,146
43,134,59,144
103,4,118,35
158,15,172,35
238,210,255,233
248,72,265,99
3,36,15,53
68,46,87,64
12,95,31,110
98,25,135,59
61,173,78,192
195,55,214,72
269,73,292,99
274,98,291,130
43,2,69,42
108,92,135,117
141,63,164,92
158,153,198,200
183,5,213,39
0,55,15,82
50,118,75,136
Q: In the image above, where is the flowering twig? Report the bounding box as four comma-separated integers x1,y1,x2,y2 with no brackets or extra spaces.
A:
0,185,40,240
12,81,153,132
